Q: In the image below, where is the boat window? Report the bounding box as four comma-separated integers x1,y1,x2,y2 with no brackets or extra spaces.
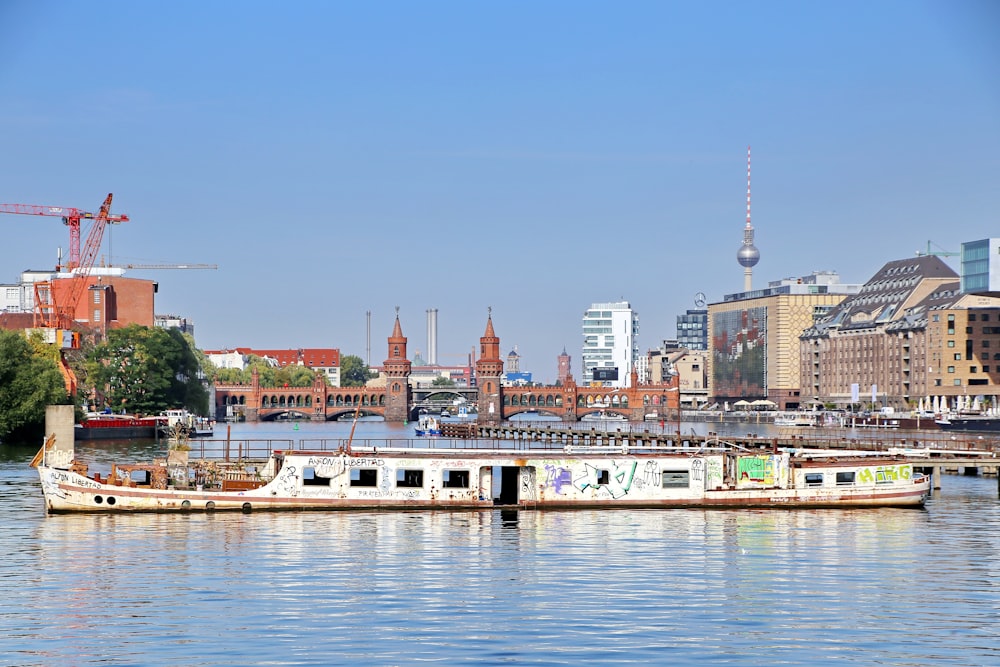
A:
397,469,424,488
661,471,690,488
836,471,855,486
303,467,333,486
350,468,378,487
129,470,151,486
804,473,824,487
442,469,470,488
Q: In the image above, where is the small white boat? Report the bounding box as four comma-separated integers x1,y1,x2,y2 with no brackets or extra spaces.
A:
774,412,817,427
414,415,441,436
160,409,214,438
581,410,627,422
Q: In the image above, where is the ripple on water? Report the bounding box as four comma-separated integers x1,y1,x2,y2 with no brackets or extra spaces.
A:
2,460,999,666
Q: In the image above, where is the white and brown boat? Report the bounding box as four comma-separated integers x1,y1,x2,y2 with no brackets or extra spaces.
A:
32,432,931,513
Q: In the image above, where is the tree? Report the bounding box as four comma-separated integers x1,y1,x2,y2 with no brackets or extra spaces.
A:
340,354,374,387
432,376,455,387
0,330,69,442
86,325,208,416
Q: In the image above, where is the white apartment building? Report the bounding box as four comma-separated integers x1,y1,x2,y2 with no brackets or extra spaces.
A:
581,300,639,388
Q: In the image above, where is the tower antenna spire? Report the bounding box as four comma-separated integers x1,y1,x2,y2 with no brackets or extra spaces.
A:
736,145,760,292
746,145,752,229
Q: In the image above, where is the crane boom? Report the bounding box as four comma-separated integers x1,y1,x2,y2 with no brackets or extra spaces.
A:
122,263,218,270
0,197,129,269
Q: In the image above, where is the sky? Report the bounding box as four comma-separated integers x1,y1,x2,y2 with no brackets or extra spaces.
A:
1,1,998,383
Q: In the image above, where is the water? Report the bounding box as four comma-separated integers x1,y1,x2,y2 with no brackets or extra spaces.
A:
2,421,999,666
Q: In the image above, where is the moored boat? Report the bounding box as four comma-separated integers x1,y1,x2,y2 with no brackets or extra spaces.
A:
414,415,441,436
159,409,214,438
32,434,931,514
935,416,1000,433
75,414,165,440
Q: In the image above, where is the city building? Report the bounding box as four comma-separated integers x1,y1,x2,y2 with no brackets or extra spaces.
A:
800,254,1000,410
647,343,707,409
961,238,1000,295
557,347,571,386
0,268,156,335
708,271,860,409
581,300,639,388
204,347,342,386
504,346,532,385
155,314,195,336
676,309,708,350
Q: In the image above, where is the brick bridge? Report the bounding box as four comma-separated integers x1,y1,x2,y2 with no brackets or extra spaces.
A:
213,313,678,423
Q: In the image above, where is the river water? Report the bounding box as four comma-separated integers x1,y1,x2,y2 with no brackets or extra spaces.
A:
2,420,999,666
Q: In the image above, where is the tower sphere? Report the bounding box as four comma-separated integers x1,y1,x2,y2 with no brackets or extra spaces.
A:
737,244,760,267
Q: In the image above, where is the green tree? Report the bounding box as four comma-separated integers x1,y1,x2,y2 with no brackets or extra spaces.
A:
86,325,208,416
431,376,455,387
340,354,374,387
274,364,319,388
0,330,69,441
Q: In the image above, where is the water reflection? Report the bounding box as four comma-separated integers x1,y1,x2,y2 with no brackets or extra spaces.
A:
3,429,1000,666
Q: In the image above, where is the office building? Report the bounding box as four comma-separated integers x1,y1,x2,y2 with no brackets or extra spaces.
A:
581,301,639,388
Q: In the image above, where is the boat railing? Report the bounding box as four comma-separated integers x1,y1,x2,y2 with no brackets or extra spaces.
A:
176,433,999,464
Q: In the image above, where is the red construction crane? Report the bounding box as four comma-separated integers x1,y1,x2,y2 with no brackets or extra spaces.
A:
21,194,128,395
0,195,129,270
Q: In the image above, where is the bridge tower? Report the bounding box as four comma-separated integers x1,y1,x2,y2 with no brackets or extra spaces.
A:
476,309,504,426
383,308,412,423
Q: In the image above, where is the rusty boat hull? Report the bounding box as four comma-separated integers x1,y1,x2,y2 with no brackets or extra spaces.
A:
37,444,931,514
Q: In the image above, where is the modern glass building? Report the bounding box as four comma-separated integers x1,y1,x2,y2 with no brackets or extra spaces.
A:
961,238,1000,294
581,301,639,388
676,309,708,350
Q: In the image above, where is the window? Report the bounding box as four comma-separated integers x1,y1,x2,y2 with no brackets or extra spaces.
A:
804,473,824,487
442,469,469,488
303,467,332,486
983,341,991,348
948,341,955,348
970,367,978,374
93,309,100,322
93,291,101,304
954,354,962,361
661,471,690,488
596,469,610,485
836,471,856,486
947,366,955,373
350,468,378,487
954,379,962,386
397,469,424,488
984,366,991,373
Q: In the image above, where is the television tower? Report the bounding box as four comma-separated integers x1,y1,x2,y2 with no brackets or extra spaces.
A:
736,145,760,292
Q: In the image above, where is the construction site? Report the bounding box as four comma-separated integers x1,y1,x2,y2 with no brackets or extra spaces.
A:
0,194,212,394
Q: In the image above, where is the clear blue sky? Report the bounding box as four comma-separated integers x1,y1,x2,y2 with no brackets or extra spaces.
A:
1,1,998,383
